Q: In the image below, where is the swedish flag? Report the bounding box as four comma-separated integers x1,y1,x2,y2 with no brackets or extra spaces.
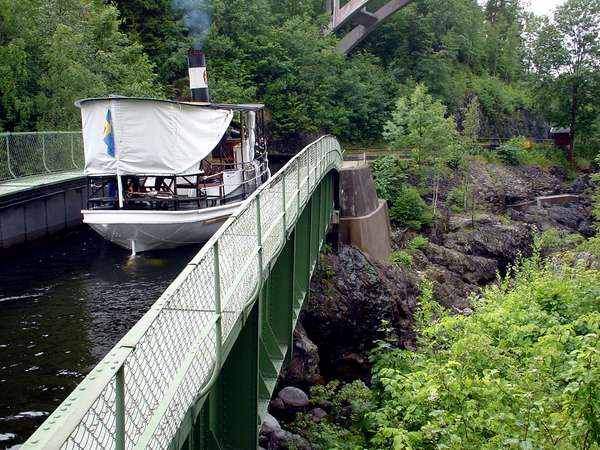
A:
103,109,115,157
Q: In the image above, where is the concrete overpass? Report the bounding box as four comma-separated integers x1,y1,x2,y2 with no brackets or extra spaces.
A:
327,0,415,55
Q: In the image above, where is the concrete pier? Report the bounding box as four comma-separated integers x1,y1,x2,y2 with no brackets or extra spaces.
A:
0,173,87,250
338,161,392,262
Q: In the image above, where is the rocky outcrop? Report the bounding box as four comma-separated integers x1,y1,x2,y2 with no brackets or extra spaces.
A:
467,160,562,209
413,242,498,311
302,246,420,381
279,322,322,387
509,202,595,237
443,214,533,269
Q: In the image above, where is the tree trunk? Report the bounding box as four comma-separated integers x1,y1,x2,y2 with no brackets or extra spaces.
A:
568,79,579,163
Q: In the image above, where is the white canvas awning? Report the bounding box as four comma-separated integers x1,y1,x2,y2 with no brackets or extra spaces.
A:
77,98,234,176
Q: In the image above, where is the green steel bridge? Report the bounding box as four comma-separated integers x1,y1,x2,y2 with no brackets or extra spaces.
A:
22,135,343,450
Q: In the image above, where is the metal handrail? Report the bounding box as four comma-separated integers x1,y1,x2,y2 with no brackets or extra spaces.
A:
0,131,84,181
23,135,343,450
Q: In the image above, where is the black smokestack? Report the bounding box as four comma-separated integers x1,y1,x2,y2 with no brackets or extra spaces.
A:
188,49,209,103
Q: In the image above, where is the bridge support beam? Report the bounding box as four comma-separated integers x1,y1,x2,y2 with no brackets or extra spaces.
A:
328,0,414,55
179,171,338,450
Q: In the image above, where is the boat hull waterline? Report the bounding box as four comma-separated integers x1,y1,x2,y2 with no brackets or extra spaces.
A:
82,202,241,253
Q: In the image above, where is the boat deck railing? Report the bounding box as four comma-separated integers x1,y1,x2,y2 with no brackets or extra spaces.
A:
86,159,271,211
0,131,84,182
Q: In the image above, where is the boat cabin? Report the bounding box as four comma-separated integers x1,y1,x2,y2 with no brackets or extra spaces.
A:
76,97,269,211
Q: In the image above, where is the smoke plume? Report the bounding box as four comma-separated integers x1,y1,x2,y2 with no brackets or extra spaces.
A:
173,0,212,49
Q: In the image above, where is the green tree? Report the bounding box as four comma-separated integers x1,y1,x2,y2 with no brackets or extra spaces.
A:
462,95,481,150
0,0,162,131
113,0,190,89
532,0,600,160
383,84,459,162
484,0,526,81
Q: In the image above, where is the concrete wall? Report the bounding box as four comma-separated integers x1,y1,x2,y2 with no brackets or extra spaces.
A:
338,164,392,262
0,178,87,250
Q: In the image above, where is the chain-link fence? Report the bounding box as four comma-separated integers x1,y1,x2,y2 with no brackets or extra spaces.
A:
22,135,343,450
0,132,84,181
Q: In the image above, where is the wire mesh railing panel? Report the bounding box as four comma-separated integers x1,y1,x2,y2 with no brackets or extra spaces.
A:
298,151,309,206
146,327,217,448
0,137,10,181
62,379,118,450
44,134,74,172
260,178,285,265
0,132,84,181
23,135,343,450
124,256,215,446
218,205,261,337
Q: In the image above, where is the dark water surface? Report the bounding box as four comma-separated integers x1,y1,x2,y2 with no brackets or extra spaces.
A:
0,228,201,448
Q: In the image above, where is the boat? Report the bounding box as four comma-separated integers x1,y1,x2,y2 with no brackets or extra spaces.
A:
77,51,270,253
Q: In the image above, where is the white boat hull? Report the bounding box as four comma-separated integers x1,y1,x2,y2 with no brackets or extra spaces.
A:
82,202,241,253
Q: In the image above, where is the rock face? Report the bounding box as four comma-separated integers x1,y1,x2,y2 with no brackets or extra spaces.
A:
443,214,533,270
468,160,562,209
509,203,595,237
302,246,420,380
416,242,498,311
279,322,322,387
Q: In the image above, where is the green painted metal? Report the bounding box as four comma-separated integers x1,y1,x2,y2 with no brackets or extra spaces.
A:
22,135,342,450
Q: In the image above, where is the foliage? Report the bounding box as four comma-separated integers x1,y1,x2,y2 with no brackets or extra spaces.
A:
0,0,162,131
577,235,600,257
203,2,398,143
389,185,431,230
371,155,409,203
489,136,577,170
496,143,521,165
535,227,585,253
530,0,600,155
291,380,374,449
390,250,414,270
408,235,429,251
447,183,475,212
594,153,600,228
112,0,190,90
299,252,600,449
461,96,481,151
383,84,460,163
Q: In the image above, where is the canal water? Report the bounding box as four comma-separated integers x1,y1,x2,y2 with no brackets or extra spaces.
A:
0,228,202,448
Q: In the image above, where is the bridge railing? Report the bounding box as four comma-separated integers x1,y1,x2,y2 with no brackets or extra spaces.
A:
23,135,343,450
0,131,84,181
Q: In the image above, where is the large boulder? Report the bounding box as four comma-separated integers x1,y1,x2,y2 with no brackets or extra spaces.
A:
509,202,594,236
278,387,309,408
260,413,282,438
267,429,311,450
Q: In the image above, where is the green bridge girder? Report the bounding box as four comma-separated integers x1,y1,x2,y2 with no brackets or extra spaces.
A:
180,173,337,450
23,136,343,450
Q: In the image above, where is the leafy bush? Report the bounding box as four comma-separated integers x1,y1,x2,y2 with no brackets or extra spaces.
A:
593,153,600,228
536,228,584,253
577,235,600,257
389,185,431,229
496,143,520,165
371,155,407,202
408,235,429,251
296,252,600,449
390,250,413,269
